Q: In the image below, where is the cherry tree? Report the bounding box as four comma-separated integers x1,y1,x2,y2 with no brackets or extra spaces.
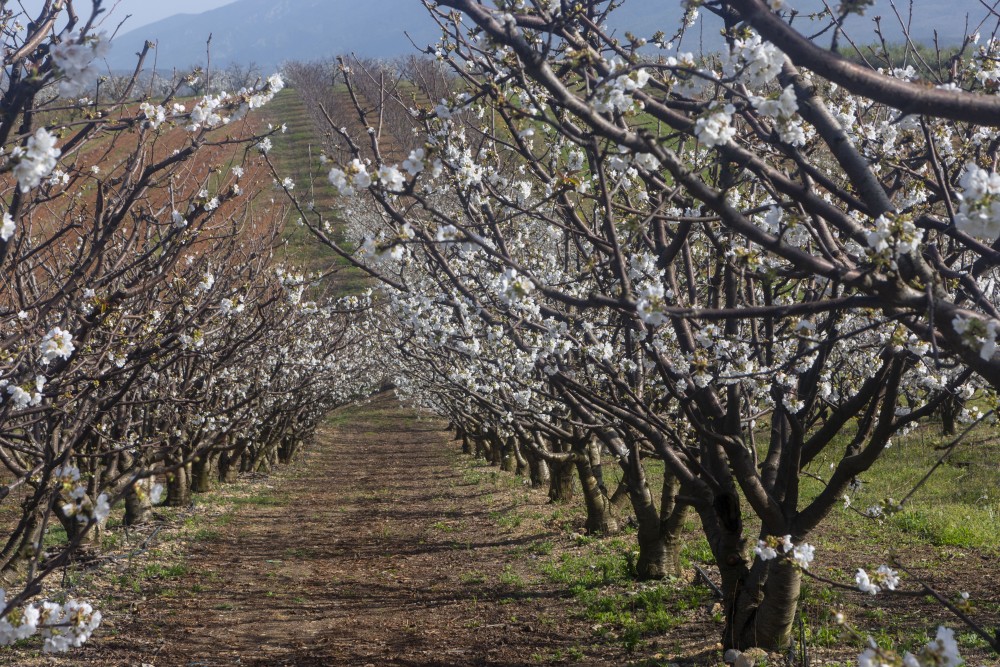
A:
0,0,386,651
280,0,1000,659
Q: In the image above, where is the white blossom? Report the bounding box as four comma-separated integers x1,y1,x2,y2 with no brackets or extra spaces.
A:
12,128,61,192
40,327,75,364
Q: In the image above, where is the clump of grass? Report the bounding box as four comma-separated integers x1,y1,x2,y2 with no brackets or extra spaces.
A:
230,494,283,507
142,563,188,579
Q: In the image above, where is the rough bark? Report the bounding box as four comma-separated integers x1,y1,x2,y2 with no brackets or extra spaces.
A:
576,438,618,535
547,456,575,503
528,452,550,488
124,480,153,525
166,463,192,507
191,455,213,493
500,435,518,473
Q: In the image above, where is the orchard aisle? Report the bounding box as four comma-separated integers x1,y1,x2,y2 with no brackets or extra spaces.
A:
52,391,609,666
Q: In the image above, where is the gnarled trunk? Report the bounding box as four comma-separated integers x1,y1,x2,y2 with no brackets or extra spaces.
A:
124,479,153,525
167,463,192,506
528,452,550,488
278,437,301,463
191,455,213,493
724,556,802,650
547,457,575,502
576,437,618,535
500,435,518,473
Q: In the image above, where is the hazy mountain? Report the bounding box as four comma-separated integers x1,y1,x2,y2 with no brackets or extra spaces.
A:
104,0,986,73
104,0,440,72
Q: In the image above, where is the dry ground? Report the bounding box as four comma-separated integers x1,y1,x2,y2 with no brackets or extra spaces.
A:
8,393,658,665
7,391,998,667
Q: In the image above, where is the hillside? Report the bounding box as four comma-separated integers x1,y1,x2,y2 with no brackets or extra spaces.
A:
103,0,439,71
103,0,987,73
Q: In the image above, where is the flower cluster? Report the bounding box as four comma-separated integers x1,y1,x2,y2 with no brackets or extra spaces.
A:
11,128,60,192
49,33,108,97
753,535,816,568
39,327,75,364
694,104,736,148
592,59,651,114
857,626,963,667
328,158,372,196
140,102,167,129
728,31,783,88
1,212,15,242
854,565,900,595
954,162,1000,240
0,590,102,652
752,85,807,146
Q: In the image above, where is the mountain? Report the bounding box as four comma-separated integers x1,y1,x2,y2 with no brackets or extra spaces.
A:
104,0,440,72
104,0,986,73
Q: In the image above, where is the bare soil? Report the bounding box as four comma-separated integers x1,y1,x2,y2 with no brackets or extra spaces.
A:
13,393,644,665
9,391,999,667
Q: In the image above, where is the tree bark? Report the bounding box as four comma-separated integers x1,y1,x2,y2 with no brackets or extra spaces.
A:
124,479,153,525
191,455,213,493
548,456,575,503
576,437,618,535
166,463,192,506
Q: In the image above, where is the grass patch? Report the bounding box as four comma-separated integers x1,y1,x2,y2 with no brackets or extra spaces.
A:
142,563,188,580
230,494,283,508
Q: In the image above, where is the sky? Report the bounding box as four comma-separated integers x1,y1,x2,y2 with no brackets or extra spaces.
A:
99,0,238,30
19,0,238,32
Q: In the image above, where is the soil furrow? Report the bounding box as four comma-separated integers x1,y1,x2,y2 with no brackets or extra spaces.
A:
35,391,604,666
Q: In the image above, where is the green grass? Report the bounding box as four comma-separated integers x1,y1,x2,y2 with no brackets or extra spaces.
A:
142,563,188,579
498,564,525,589
539,536,710,652
490,509,523,530
800,424,1000,554
430,520,460,533
43,525,68,547
449,404,999,663
460,570,487,585
230,494,283,507
260,88,369,296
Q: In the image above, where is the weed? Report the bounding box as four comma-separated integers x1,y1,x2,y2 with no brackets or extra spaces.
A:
498,565,525,589
142,563,188,579
431,520,459,533
461,570,487,585
489,510,522,530
191,527,220,541
231,494,283,507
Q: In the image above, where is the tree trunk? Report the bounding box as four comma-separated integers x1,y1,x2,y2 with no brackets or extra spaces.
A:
500,435,518,473
513,438,530,477
218,438,246,483
278,437,301,463
576,438,618,535
124,480,153,525
166,464,192,506
191,456,213,493
548,457,575,503
626,456,674,579
529,453,550,489
0,512,43,587
725,557,802,651
941,394,960,435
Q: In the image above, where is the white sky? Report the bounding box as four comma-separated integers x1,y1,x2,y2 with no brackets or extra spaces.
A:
19,0,238,32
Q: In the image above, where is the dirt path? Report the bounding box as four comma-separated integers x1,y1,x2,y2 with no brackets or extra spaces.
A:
47,392,614,666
